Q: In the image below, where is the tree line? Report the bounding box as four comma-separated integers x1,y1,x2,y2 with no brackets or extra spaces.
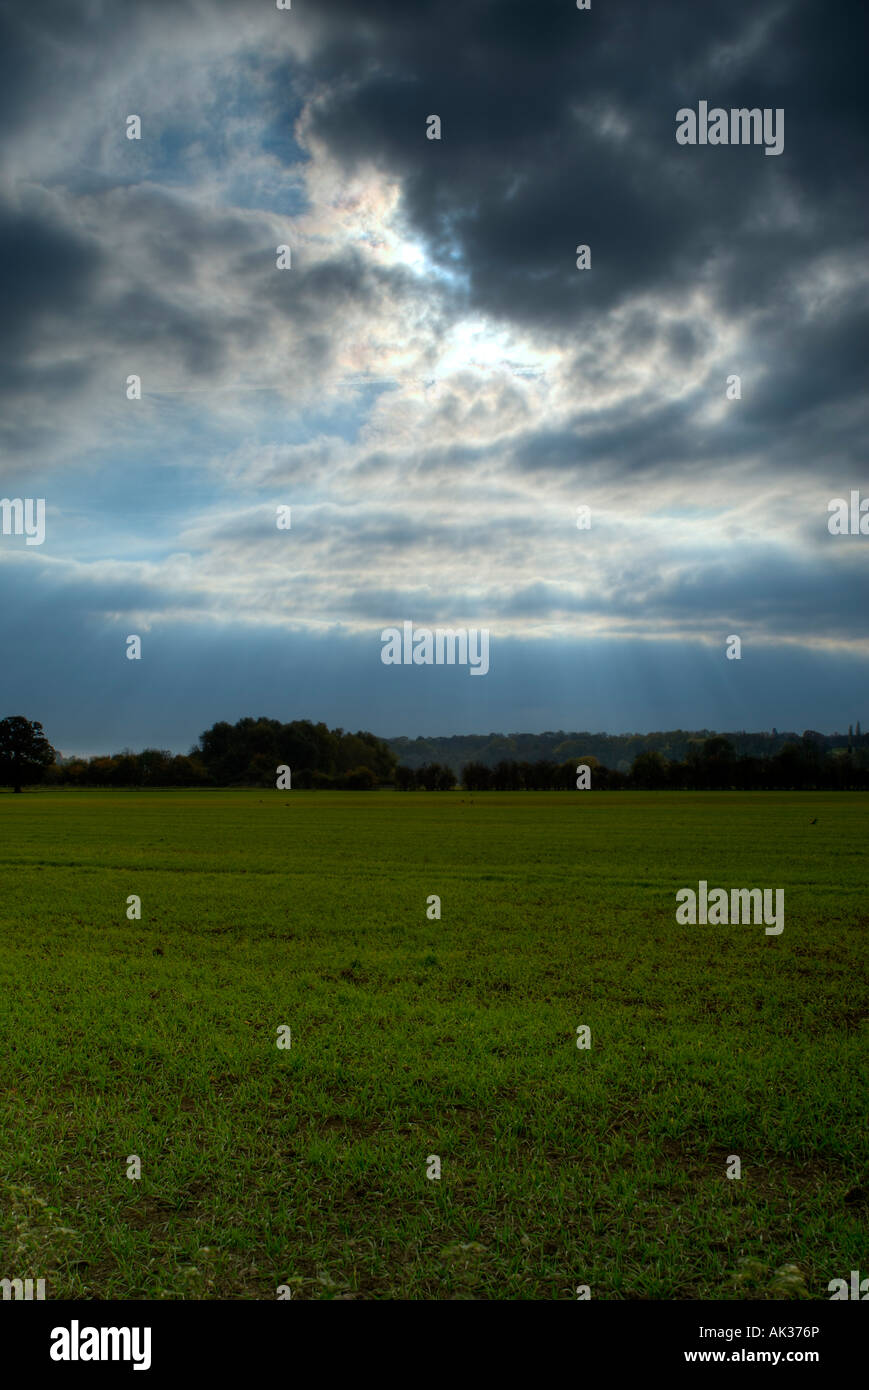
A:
396,735,869,791
388,722,867,776
0,715,396,791
2,717,867,792
465,737,868,790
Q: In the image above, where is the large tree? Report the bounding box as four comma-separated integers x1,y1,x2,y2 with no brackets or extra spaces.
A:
0,716,56,793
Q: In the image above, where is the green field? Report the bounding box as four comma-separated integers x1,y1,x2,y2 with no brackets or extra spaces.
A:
0,789,866,1300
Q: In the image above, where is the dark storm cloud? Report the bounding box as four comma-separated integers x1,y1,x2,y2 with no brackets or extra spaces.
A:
300,0,868,458
742,301,869,428
0,208,101,338
305,0,867,317
0,202,104,449
504,390,768,481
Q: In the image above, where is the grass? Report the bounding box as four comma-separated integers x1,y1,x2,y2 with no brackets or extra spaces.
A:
0,788,866,1299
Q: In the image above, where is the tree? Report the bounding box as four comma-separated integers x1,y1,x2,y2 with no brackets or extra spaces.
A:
462,761,491,791
416,762,456,791
0,716,56,793
194,715,395,786
774,741,812,789
138,748,173,786
699,735,736,789
630,749,668,789
344,765,377,790
491,759,522,791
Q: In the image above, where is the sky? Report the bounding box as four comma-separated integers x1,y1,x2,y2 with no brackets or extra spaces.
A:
0,0,866,756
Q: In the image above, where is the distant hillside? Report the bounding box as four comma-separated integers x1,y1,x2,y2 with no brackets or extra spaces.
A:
387,726,866,776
